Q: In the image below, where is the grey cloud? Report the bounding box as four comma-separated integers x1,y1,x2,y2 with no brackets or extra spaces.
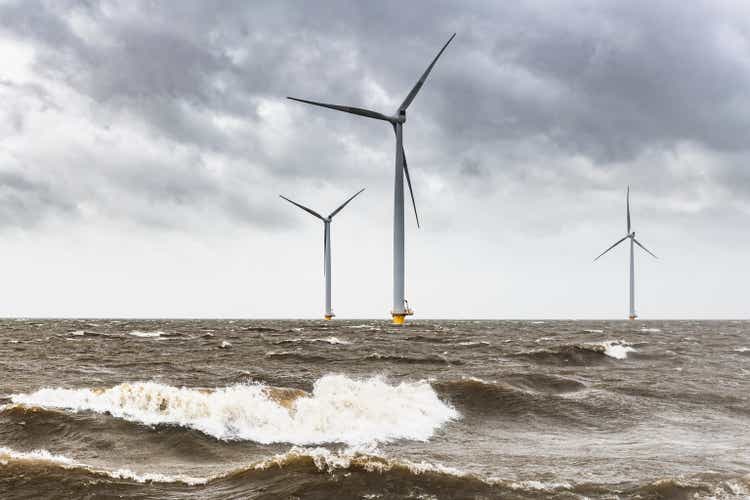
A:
1,0,749,234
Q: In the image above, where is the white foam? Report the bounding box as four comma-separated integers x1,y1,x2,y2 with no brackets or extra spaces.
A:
10,374,458,445
69,330,86,336
457,341,490,347
0,446,75,466
734,347,750,353
599,341,636,360
0,446,206,484
280,337,351,345
640,328,661,332
583,329,604,333
509,480,573,491
255,446,467,478
128,330,165,338
318,336,350,345
220,341,232,348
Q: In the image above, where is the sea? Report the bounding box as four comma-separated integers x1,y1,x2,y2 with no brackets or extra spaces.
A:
0,319,748,499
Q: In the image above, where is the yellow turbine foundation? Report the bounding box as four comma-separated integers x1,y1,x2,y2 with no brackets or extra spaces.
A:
391,308,414,325
324,314,334,321
628,315,637,320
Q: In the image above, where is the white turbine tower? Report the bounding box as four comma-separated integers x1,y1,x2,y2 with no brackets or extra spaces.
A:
280,189,365,320
288,34,456,325
594,186,658,320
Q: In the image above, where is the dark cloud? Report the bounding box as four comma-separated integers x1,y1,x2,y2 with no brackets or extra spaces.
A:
0,0,749,232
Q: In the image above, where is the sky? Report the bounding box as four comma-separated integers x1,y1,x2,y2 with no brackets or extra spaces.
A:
1,0,749,319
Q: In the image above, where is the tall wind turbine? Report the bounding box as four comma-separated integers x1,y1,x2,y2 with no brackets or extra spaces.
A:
280,189,365,320
594,187,658,320
288,34,456,325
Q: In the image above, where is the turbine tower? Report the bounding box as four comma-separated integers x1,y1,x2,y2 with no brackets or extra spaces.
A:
288,34,456,325
280,188,365,320
594,186,658,320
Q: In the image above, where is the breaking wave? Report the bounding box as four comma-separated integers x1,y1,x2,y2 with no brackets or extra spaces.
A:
0,446,206,485
514,341,636,364
128,330,166,338
8,374,458,445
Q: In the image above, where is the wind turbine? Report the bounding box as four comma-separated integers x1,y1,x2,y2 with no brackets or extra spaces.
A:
280,189,365,320
288,34,456,325
594,186,658,320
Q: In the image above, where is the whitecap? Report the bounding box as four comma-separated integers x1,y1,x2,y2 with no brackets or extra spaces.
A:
0,446,206,485
10,374,458,445
599,341,636,360
534,337,555,343
128,330,165,338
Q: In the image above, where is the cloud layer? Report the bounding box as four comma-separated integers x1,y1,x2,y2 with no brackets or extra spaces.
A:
1,0,748,317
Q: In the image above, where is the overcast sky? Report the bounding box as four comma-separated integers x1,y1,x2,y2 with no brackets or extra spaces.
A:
1,0,749,319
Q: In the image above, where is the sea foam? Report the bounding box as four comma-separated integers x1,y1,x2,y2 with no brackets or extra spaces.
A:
9,374,458,445
598,340,636,360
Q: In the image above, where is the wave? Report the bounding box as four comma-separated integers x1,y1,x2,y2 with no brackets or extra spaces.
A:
514,340,636,364
365,352,461,365
598,340,636,359
128,330,166,338
8,374,458,445
0,446,206,485
0,445,571,497
264,351,331,362
275,336,350,345
2,445,747,498
345,324,378,330
433,375,597,421
456,340,490,347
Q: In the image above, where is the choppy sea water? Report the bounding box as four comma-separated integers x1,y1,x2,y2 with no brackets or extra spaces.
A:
0,319,748,499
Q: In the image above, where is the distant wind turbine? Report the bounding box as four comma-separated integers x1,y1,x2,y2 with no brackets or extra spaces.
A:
594,186,659,320
288,33,456,325
280,189,365,320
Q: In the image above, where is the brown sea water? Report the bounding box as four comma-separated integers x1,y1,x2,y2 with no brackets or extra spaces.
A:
0,319,748,499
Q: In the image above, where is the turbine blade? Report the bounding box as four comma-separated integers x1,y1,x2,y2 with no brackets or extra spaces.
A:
287,97,392,122
279,195,325,221
392,123,420,228
633,238,658,259
399,33,456,112
328,188,366,219
627,185,631,234
593,235,629,262
402,147,420,228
